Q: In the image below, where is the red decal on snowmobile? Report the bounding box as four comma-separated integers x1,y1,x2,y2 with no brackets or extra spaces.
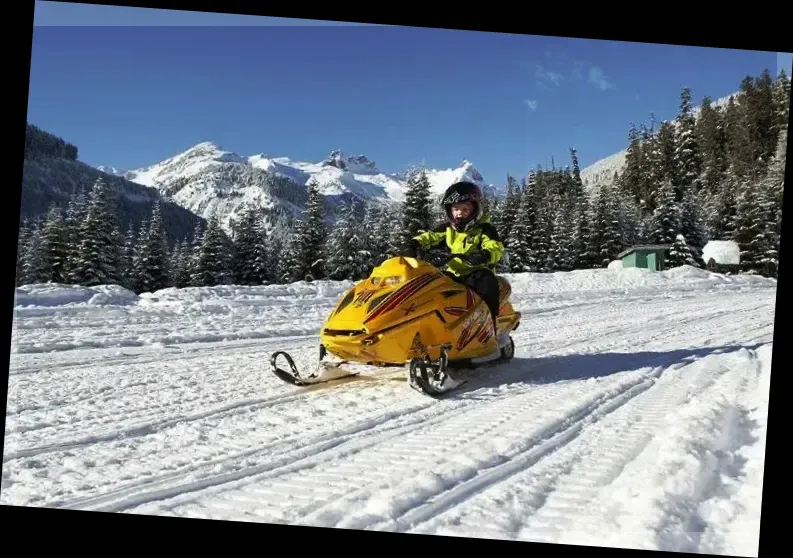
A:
364,272,441,323
444,306,468,316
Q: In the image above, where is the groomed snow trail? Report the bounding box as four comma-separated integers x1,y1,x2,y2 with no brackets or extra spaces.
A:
4,266,774,556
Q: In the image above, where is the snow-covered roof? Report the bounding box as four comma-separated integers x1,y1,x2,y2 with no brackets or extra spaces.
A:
702,240,740,265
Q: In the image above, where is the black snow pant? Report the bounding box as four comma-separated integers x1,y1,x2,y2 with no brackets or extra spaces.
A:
447,268,500,330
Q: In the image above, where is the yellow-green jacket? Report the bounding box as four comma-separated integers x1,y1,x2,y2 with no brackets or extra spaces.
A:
412,214,504,277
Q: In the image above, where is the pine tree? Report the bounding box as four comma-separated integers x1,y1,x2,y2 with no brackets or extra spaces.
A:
592,183,623,266
172,238,193,288
650,178,679,249
250,212,271,285
674,86,702,199
325,199,371,280
61,190,88,283
751,69,778,169
373,204,402,265
359,202,383,273
575,197,599,269
169,241,183,288
186,221,204,286
548,200,575,271
654,121,678,204
725,86,756,178
39,204,70,283
773,69,791,136
120,223,136,289
20,221,47,284
667,234,698,268
569,148,583,196
134,201,170,292
544,189,566,271
624,205,640,248
494,174,520,242
399,168,434,249
733,178,776,276
530,175,552,271
295,179,327,281
128,217,149,293
233,204,264,285
505,183,537,272
678,183,707,267
72,176,123,286
710,171,740,240
16,219,34,285
618,123,646,208
277,223,304,284
764,127,786,258
695,96,729,196
193,214,234,286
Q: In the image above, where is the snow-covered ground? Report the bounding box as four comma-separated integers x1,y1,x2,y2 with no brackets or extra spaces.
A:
4,265,775,556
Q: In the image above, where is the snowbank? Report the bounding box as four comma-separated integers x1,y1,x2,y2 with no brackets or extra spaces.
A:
13,266,776,313
136,280,353,309
14,283,139,308
9,279,354,354
501,265,774,296
9,266,775,354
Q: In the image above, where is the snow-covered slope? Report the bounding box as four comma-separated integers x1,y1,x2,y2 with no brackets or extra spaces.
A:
5,264,774,555
107,144,494,234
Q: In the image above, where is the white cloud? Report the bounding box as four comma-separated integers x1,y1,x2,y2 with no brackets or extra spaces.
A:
588,66,616,91
524,99,538,111
570,61,586,81
535,64,563,89
528,56,615,93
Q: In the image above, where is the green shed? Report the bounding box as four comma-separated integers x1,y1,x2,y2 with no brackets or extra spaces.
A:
617,244,672,271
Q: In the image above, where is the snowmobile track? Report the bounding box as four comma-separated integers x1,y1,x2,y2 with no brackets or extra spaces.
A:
116,363,673,523
53,394,481,512
8,335,318,376
404,347,753,541
3,390,309,463
292,364,672,531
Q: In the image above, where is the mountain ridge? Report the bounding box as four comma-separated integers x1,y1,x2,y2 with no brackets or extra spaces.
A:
95,142,498,234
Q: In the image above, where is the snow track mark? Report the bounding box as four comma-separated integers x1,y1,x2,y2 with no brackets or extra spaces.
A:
404,345,767,554
125,365,668,525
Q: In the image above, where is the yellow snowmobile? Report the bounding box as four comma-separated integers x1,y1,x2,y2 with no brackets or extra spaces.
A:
269,254,521,396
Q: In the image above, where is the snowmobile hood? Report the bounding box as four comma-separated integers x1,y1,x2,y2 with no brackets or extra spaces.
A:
324,257,443,333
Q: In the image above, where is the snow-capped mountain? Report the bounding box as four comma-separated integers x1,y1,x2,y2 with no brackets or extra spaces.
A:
105,142,496,234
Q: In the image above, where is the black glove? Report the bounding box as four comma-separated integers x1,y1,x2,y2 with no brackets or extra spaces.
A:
403,239,422,258
463,250,490,266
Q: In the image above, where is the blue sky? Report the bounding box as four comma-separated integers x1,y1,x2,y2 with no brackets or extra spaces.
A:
28,2,789,186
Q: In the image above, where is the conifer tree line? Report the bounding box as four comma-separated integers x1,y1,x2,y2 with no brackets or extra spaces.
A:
487,68,787,277
600,68,788,277
25,123,79,162
15,69,788,293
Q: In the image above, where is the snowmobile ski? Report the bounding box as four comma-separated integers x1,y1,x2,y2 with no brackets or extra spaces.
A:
270,345,360,387
407,336,515,397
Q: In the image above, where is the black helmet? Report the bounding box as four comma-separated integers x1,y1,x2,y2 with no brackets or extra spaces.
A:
441,181,483,230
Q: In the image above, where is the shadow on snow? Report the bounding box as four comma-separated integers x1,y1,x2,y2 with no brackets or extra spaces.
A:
436,342,768,400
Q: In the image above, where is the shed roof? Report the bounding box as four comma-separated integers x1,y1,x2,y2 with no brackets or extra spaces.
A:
617,244,672,259
702,240,740,264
